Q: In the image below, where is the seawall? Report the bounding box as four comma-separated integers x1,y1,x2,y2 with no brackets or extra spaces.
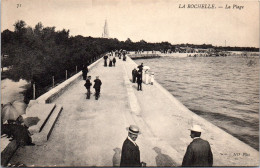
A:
7,55,259,167
37,57,102,104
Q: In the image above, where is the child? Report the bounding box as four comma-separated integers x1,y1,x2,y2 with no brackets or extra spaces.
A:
150,72,154,85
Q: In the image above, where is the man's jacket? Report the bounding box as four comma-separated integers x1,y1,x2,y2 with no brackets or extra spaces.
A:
182,138,213,167
120,138,141,167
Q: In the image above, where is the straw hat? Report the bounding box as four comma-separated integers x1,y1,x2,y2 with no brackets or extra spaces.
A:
126,125,141,135
189,125,202,133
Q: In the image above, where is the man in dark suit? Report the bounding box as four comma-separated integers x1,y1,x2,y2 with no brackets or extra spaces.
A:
93,76,102,100
132,68,138,83
138,63,143,73
182,125,213,167
82,66,88,80
120,125,145,167
137,72,142,91
84,76,92,99
104,55,108,66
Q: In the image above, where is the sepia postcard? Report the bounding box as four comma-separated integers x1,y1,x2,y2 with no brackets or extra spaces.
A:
1,0,259,167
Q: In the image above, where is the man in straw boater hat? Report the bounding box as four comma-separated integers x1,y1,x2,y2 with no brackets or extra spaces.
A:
120,125,146,167
182,125,213,167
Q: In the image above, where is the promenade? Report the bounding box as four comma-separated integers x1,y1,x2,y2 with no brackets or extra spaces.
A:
9,56,259,166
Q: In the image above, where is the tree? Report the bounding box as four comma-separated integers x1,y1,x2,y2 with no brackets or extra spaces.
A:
34,22,43,36
1,29,15,44
13,20,27,43
14,20,26,33
125,38,132,43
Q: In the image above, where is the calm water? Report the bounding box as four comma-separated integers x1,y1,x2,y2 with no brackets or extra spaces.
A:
135,56,259,150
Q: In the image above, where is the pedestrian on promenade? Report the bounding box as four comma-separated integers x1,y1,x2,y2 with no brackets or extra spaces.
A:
144,70,149,85
113,57,117,66
132,68,138,83
120,125,146,167
123,51,127,61
150,72,154,85
84,76,92,99
82,66,88,80
93,76,102,100
137,72,142,91
109,55,113,67
138,63,143,73
182,125,213,167
104,55,108,67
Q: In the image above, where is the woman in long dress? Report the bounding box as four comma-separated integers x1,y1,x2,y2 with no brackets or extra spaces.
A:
144,70,149,84
109,55,113,67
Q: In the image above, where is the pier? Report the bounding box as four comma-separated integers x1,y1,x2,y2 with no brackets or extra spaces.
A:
6,56,259,166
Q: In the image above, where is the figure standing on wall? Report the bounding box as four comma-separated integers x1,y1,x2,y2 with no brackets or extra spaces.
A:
82,66,88,80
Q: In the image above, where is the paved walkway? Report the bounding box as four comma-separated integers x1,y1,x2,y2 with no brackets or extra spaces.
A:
10,56,259,166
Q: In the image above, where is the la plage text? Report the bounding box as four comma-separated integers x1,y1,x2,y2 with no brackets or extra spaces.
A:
179,4,244,10
179,4,216,9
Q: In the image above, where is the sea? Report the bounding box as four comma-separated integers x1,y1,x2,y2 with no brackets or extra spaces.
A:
134,55,259,150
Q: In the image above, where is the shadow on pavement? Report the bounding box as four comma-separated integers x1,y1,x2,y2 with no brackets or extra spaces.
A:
112,147,121,167
153,147,177,167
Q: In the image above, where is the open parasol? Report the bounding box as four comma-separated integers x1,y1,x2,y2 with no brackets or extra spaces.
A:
143,66,150,70
1,101,27,123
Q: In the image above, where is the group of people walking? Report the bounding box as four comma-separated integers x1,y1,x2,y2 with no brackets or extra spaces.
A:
84,50,127,100
82,66,102,100
103,50,128,67
132,63,155,91
104,53,116,67
120,124,213,167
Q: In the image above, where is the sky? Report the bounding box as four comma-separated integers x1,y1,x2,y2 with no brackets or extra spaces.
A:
1,0,259,47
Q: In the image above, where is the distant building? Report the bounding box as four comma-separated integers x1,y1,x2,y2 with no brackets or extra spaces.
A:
194,48,215,53
176,47,195,53
102,19,109,38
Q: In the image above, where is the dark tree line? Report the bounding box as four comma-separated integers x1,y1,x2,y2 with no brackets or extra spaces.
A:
1,20,259,103
1,21,109,103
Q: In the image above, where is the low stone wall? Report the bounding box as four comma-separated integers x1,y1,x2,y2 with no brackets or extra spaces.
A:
37,57,102,104
1,57,103,166
1,140,19,166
